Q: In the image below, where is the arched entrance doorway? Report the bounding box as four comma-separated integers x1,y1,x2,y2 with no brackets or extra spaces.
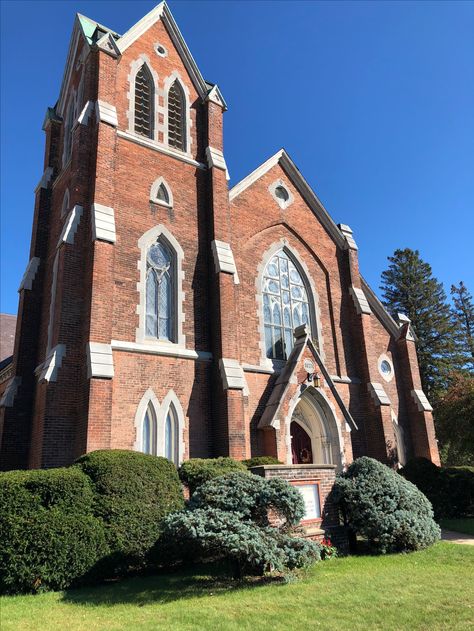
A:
289,389,342,467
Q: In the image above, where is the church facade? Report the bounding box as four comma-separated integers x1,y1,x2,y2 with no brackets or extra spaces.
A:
0,3,440,472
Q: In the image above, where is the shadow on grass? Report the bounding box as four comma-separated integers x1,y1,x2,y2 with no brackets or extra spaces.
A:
61,564,288,607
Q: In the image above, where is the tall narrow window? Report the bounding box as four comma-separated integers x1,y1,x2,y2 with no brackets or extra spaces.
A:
142,403,157,455
146,239,174,341
168,80,186,151
63,101,74,163
263,249,312,360
165,404,179,465
134,65,154,138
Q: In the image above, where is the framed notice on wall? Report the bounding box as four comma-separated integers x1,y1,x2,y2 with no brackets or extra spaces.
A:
292,480,321,522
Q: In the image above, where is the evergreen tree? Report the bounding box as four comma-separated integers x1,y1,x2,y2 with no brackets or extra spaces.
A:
451,281,474,371
380,248,457,397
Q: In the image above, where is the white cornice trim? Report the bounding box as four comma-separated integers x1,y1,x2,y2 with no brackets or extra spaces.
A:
230,149,346,249
117,130,206,169
111,340,212,361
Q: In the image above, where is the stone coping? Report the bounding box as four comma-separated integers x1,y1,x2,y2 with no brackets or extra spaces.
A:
250,464,337,472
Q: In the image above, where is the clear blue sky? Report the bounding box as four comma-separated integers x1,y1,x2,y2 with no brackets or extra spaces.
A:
1,0,473,316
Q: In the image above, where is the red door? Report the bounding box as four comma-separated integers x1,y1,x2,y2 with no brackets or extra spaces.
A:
291,421,313,464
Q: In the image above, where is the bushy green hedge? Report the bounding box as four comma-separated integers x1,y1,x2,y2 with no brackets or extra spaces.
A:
76,450,184,571
155,472,320,577
400,458,474,518
242,456,282,468
0,468,107,594
178,457,247,494
333,457,440,553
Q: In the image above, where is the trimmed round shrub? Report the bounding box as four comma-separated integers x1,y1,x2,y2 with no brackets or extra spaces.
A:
157,508,319,577
333,457,440,553
0,468,107,594
178,457,247,494
242,456,282,469
75,450,184,570
189,472,305,528
154,471,318,577
401,458,474,518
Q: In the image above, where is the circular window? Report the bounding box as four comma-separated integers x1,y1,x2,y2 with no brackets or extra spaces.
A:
155,44,167,57
275,186,289,202
380,360,392,375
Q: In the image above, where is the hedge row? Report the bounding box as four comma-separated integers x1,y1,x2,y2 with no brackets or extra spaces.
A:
400,458,474,518
0,451,184,594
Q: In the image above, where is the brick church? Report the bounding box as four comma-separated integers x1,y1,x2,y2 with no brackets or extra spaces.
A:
0,2,440,472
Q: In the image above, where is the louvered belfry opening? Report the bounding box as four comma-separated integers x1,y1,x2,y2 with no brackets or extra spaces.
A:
134,65,154,138
168,80,186,151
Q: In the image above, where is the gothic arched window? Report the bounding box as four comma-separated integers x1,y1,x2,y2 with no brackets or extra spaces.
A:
168,80,186,151
146,239,174,341
142,402,157,455
134,64,154,138
262,249,312,360
165,403,179,465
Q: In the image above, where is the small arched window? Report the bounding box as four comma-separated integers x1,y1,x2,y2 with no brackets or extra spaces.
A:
168,80,186,151
142,402,157,455
63,100,75,163
263,249,312,360
134,64,154,138
157,184,169,204
165,404,179,465
146,239,174,341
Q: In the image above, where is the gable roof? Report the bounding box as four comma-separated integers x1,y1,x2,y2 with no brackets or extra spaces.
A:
258,325,358,432
57,2,226,116
230,149,346,249
230,149,403,339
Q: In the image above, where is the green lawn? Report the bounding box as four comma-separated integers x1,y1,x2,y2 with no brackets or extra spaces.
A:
2,542,473,631
440,518,474,536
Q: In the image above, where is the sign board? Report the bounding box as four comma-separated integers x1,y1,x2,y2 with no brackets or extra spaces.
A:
303,358,315,373
293,482,321,521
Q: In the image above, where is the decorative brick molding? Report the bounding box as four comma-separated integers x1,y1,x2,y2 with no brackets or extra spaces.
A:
349,286,372,315
0,377,21,408
36,344,66,383
219,358,247,390
87,342,114,379
368,382,391,406
411,389,433,412
18,257,40,292
95,100,118,127
58,205,83,246
211,240,239,284
91,203,116,243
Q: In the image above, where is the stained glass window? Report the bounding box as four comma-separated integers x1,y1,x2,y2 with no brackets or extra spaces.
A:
134,65,154,138
146,239,174,340
263,249,312,360
168,80,186,151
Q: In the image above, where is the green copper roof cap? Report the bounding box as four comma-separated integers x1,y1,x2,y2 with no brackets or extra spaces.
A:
77,13,121,45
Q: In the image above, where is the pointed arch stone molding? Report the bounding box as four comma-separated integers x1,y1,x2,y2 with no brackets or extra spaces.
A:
150,176,173,208
136,224,186,347
126,55,159,136
133,387,185,463
255,238,325,368
164,71,192,156
258,323,357,433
